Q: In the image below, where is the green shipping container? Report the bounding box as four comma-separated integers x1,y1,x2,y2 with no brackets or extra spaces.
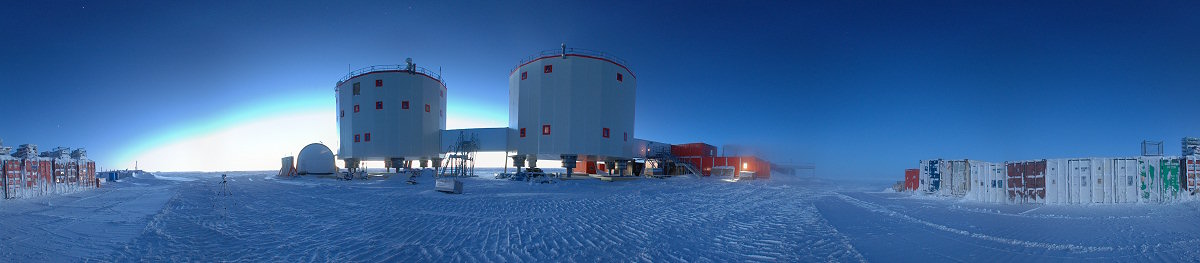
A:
1138,157,1181,203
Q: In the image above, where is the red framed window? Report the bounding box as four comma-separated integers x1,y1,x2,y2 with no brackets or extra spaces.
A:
440,89,443,97
425,104,430,112
617,73,623,82
375,79,383,87
602,128,610,138
375,101,383,109
520,71,528,80
624,132,628,142
364,133,371,142
353,105,360,113
354,134,360,143
519,128,526,137
543,65,552,73
542,125,551,135
402,101,410,109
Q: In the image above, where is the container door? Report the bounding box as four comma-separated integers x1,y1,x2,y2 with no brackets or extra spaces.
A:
1160,158,1180,201
1007,162,1024,202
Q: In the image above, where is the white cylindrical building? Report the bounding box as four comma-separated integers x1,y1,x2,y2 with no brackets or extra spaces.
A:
508,47,637,166
336,62,447,169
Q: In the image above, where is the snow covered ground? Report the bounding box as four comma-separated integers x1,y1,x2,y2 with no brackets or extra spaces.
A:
2,170,1199,262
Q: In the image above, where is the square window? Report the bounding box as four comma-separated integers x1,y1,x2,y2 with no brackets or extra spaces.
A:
544,65,552,73
542,125,551,135
402,101,409,109
354,105,360,112
425,104,430,112
376,101,383,109
365,133,371,142
520,128,526,138
602,128,610,138
375,79,383,87
521,71,528,80
617,73,623,82
354,134,360,143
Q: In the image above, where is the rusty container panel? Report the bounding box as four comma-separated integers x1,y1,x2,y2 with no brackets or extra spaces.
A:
1006,162,1025,202
904,169,920,191
1023,160,1047,203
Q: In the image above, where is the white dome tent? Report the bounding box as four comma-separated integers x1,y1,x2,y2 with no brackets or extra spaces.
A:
296,143,336,175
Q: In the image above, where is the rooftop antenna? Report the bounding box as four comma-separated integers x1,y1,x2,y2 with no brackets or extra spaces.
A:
561,43,567,59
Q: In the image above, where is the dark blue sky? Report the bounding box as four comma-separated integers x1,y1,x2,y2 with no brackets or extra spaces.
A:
2,1,1199,177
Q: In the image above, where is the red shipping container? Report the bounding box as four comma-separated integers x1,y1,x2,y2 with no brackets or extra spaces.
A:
671,143,717,158
904,169,920,191
573,161,597,174
39,160,53,185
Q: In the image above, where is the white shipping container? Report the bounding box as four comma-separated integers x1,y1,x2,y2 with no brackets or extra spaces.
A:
939,160,971,196
1112,158,1140,204
1045,158,1067,204
966,161,1006,203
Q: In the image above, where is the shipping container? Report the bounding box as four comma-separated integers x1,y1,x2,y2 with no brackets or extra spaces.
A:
938,160,972,196
966,161,1006,203
670,143,717,158
1183,156,1200,193
1005,160,1046,203
1138,156,1181,203
919,159,942,193
1112,158,1140,203
904,169,920,191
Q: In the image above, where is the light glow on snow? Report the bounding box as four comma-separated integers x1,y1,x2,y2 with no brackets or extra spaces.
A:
123,93,512,172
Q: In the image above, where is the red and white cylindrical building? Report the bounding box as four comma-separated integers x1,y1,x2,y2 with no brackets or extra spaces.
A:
336,61,447,170
508,47,637,171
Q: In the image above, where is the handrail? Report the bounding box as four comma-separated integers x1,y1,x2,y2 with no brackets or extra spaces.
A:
337,65,445,86
512,47,633,74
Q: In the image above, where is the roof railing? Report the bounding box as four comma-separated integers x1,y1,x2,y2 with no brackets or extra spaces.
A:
512,47,632,73
337,65,444,86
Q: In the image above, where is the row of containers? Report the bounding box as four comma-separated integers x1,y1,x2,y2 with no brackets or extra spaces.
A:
903,156,1200,204
1,146,98,200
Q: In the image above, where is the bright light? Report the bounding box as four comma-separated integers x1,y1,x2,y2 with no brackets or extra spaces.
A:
742,162,748,169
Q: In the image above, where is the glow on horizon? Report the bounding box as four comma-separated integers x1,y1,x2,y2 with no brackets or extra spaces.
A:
124,92,515,172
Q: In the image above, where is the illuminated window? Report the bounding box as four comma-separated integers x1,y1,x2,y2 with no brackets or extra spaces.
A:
376,101,383,109
521,71,528,80
353,105,359,113
602,128,610,138
354,134,360,143
402,101,409,109
520,128,526,138
544,65,552,73
353,82,360,95
375,80,382,87
617,73,623,82
365,133,371,142
542,125,551,135
425,104,430,112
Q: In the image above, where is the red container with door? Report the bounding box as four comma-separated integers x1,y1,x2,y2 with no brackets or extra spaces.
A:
671,143,717,158
904,169,920,191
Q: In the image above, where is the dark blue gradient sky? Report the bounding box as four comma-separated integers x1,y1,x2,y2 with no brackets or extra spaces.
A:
2,1,1199,177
